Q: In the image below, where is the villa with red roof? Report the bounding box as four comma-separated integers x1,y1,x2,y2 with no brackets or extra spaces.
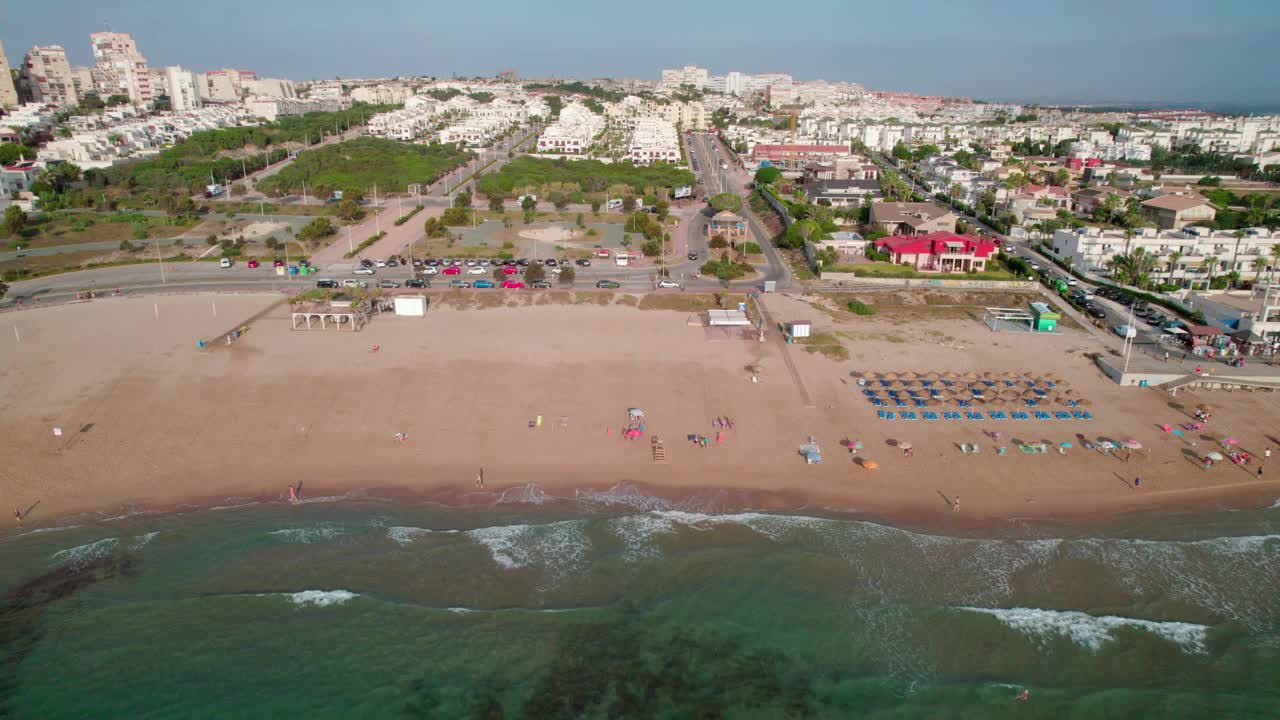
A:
873,232,1000,273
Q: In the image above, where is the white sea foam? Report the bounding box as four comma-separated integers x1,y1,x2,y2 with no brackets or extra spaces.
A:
608,513,679,561
386,526,460,547
467,520,590,583
960,607,1209,654
130,532,159,550
575,483,673,512
51,537,119,566
447,607,474,614
17,524,84,537
268,524,345,544
492,483,557,505
288,590,359,607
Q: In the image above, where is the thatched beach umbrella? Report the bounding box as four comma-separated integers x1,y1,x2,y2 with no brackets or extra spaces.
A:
983,371,996,380
901,371,918,380
963,371,979,380
1078,398,1093,406
924,371,941,380
882,372,898,381
1021,388,1039,398
860,370,878,379
942,371,959,379
988,397,1006,406
1003,370,1019,378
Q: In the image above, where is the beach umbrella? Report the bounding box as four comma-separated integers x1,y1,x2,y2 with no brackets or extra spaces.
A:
860,370,877,379
1002,370,1019,378
983,371,996,379
862,460,878,470
1060,441,1073,449
901,371,918,379
882,372,898,380
1021,388,1039,398
1205,451,1224,461
963,371,979,380
988,397,1005,406
1122,439,1143,449
1222,437,1239,446
1196,404,1213,411
1078,398,1093,406
1045,372,1059,380
1064,388,1079,397
942,371,959,379
1171,428,1185,437
897,441,912,450
924,371,941,380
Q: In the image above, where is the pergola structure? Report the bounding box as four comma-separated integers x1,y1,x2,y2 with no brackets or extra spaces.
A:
983,306,1036,333
290,300,369,331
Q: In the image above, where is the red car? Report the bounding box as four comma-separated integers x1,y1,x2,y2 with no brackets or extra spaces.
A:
595,248,610,258
502,266,519,275
501,280,525,289
273,259,284,267
247,260,259,268
443,266,461,275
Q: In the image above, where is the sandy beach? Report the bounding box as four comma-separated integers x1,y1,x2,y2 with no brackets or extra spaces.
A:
2,289,1278,528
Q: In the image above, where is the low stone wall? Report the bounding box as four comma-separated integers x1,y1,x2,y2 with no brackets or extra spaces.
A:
818,273,1039,290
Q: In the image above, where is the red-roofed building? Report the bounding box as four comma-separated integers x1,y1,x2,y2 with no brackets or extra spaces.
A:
750,143,851,172
874,232,1000,273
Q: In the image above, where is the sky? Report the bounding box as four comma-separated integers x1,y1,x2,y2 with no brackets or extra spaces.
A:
4,0,1279,109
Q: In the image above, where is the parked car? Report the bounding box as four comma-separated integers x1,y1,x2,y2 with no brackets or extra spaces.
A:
595,248,610,258
467,267,486,275
375,260,386,268
274,259,285,267
420,266,439,275
386,258,398,268
425,258,440,266
529,280,552,289
443,266,461,275
502,266,519,275
502,259,517,266
342,279,367,289
657,280,680,289
465,259,478,266
688,252,699,261
575,259,591,267
246,260,260,268
377,280,400,289
1113,324,1136,338
474,280,495,288
517,258,530,266
315,279,340,289
405,278,428,288
449,280,471,288
1085,304,1107,319
545,258,558,266
596,280,621,289
360,258,374,268
501,280,525,289
219,258,233,268
353,267,376,275
412,258,423,267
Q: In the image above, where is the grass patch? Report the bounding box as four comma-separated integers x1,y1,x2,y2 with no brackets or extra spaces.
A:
636,293,746,313
614,294,639,306
257,137,473,198
797,331,850,361
829,262,1017,281
847,299,874,315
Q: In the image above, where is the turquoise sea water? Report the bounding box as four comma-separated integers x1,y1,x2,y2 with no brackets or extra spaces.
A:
1,487,1277,719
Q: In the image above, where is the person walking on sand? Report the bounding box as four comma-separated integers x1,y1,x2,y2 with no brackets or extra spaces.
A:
952,496,960,513
476,467,485,488
288,484,298,503
14,508,23,525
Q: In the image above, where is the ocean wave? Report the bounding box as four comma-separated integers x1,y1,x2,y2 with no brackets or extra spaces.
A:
575,483,673,512
16,524,84,537
959,607,1209,654
51,537,119,566
493,483,557,505
288,590,359,607
130,532,159,550
467,520,590,581
386,526,460,547
267,524,345,544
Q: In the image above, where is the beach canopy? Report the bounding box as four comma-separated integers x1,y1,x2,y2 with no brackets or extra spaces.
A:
861,460,878,470
1222,437,1238,446
897,441,912,450
1197,404,1214,411
1122,439,1143,449
628,408,645,417
1059,441,1073,448
1206,451,1224,461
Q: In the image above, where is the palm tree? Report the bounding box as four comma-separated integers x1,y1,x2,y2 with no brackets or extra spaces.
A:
1166,250,1182,288
1201,255,1219,290
1271,243,1280,284
949,183,962,203
1231,230,1246,289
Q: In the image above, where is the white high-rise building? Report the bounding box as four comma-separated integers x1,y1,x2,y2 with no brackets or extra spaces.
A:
0,41,18,108
164,66,201,112
90,31,154,105
660,65,710,90
19,45,79,108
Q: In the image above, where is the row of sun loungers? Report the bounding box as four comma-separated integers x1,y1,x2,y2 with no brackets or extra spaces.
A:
877,409,1093,421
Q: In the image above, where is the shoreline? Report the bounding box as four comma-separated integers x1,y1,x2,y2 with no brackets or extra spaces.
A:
9,471,1279,541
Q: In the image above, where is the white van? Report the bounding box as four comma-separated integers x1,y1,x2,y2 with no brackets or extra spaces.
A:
219,258,232,268
607,198,623,210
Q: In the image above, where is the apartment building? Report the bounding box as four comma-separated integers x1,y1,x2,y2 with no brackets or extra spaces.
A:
1139,192,1217,230
0,41,18,109
351,84,409,105
1052,226,1279,287
368,98,439,141
749,144,852,173
536,103,604,155
243,77,297,100
90,32,154,105
660,66,709,89
439,115,510,146
18,46,78,108
246,97,346,122
624,118,679,164
164,66,201,112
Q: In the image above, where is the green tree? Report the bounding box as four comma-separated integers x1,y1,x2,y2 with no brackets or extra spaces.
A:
520,195,537,211
441,207,472,226
623,197,638,212
654,199,669,219
590,199,602,213
423,216,448,237
558,265,575,285
3,206,26,237
454,189,472,209
337,198,361,221
575,212,585,227
551,192,570,211
1165,250,1182,287
1201,255,1219,289
709,193,743,213
488,195,504,212
40,162,83,194
298,217,336,244
0,144,35,164
891,142,912,161
754,166,782,185
524,262,546,282
1053,169,1071,187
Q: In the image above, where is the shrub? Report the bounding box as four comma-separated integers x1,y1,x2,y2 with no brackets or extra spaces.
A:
709,237,729,249
558,265,576,285
641,240,662,257
741,242,762,254
132,227,149,240
847,300,874,315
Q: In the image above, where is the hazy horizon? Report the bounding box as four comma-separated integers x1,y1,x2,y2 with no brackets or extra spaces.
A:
4,0,1278,109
